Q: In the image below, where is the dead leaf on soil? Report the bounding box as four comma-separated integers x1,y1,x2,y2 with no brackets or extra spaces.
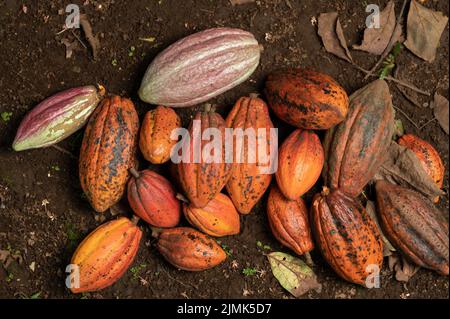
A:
404,0,448,62
80,14,100,60
353,1,398,55
267,252,321,298
61,39,77,59
365,201,396,257
388,253,420,282
433,93,449,134
318,12,352,62
374,142,445,201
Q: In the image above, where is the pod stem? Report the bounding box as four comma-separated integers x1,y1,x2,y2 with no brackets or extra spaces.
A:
97,84,106,97
176,193,190,204
129,167,140,179
321,186,330,196
131,215,140,226
249,93,260,99
304,252,314,267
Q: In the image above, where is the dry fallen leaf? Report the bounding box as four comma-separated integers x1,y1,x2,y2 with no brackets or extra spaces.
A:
353,1,397,55
388,254,420,282
433,93,449,134
61,39,77,59
374,142,444,201
365,200,396,257
404,0,449,62
267,252,321,298
318,12,352,62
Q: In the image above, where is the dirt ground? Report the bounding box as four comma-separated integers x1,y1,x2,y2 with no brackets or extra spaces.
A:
0,0,448,299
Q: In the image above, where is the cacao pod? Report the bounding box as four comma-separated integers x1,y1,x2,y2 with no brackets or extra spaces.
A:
323,79,394,197
156,227,227,271
398,134,445,200
177,106,231,208
375,180,449,275
13,85,105,151
311,188,383,285
139,106,181,164
267,184,314,257
264,69,349,130
183,193,240,237
127,168,181,228
139,28,260,107
226,95,275,214
276,129,324,200
69,217,142,293
79,96,139,212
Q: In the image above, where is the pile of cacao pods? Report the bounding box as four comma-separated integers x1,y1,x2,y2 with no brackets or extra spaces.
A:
12,27,448,295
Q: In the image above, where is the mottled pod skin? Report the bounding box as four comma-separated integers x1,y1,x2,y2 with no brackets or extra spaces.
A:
157,227,227,271
79,96,139,212
178,108,231,208
265,69,349,130
13,85,104,151
69,217,142,293
311,188,383,286
139,28,260,107
398,134,445,201
323,79,394,197
226,95,275,214
139,106,181,164
127,169,181,228
267,184,314,256
276,129,324,200
183,193,240,237
375,180,449,275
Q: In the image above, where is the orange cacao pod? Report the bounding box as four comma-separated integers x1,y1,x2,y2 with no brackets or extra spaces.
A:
311,188,383,285
156,227,227,271
79,96,139,212
276,129,324,200
267,184,314,256
183,193,240,237
323,79,394,197
139,106,181,164
375,180,449,275
177,106,231,208
127,168,181,228
226,95,275,214
69,217,142,293
265,69,349,129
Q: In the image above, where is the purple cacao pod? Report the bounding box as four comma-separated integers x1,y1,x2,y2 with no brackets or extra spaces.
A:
138,28,260,107
13,85,105,151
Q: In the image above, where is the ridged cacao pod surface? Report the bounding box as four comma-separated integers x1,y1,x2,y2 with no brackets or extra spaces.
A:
226,95,275,214
139,106,181,164
323,79,394,197
69,217,142,293
177,107,231,208
311,188,383,285
156,227,227,271
127,168,181,228
139,28,260,107
375,180,449,275
183,193,240,237
13,85,105,151
276,129,324,200
79,96,139,212
267,184,314,256
265,69,349,129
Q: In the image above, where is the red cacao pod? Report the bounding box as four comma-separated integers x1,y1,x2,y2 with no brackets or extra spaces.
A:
156,227,227,271
127,168,181,228
183,193,240,237
311,188,383,285
177,106,231,208
69,217,142,293
323,79,394,197
226,95,275,214
276,129,324,200
267,184,314,257
375,180,449,275
265,69,349,129
79,96,139,212
139,106,181,164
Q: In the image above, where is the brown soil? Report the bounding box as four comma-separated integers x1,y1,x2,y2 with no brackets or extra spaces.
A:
0,0,448,299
